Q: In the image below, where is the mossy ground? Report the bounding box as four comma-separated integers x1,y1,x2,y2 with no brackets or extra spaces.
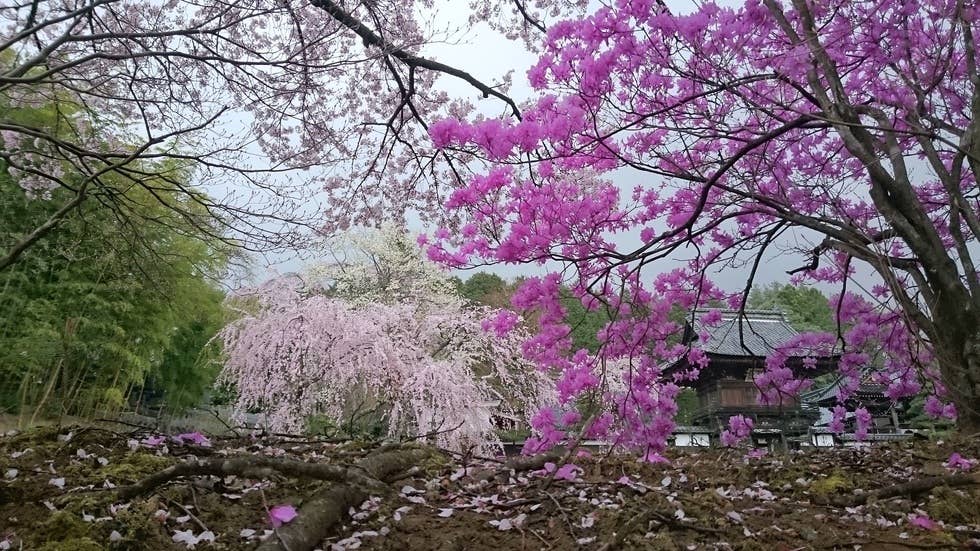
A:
1,425,978,550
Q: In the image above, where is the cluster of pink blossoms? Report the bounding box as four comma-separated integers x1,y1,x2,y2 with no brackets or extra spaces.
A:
421,0,970,455
720,415,754,448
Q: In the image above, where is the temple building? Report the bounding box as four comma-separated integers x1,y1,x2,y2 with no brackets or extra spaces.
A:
665,309,840,448
802,377,908,446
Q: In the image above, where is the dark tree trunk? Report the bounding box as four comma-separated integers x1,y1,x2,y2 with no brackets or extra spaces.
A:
953,331,980,433
933,300,980,434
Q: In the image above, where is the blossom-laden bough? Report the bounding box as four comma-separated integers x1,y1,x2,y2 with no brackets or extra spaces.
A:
0,0,586,272
421,0,980,455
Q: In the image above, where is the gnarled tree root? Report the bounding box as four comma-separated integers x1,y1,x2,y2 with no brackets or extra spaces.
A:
120,445,440,551
118,454,381,500
473,450,563,483
832,472,980,507
121,444,564,551
257,481,367,551
258,446,440,551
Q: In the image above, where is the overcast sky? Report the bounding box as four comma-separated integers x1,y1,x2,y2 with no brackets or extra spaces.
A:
257,0,869,299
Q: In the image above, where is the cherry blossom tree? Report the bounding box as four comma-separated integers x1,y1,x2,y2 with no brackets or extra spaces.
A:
0,0,584,270
217,230,554,452
313,224,460,307
420,0,980,450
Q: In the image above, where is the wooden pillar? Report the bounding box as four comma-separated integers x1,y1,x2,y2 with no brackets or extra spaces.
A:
890,406,901,432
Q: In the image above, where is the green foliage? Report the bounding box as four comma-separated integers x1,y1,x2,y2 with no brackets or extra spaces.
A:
460,272,508,305
0,111,232,418
459,272,610,353
675,388,699,425
497,427,531,442
748,283,835,333
903,395,955,430
141,288,227,412
559,288,608,353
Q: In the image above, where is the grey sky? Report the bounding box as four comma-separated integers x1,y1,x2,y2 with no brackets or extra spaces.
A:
258,0,869,301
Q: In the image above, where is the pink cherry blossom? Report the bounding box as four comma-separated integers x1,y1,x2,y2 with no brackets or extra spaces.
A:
218,231,554,454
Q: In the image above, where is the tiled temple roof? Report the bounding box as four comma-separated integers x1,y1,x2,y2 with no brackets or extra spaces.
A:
684,309,799,356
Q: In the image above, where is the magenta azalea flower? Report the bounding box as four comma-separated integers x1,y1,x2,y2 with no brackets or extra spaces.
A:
908,514,939,531
944,453,977,471
141,435,166,447
269,504,298,527
553,463,581,481
173,432,211,447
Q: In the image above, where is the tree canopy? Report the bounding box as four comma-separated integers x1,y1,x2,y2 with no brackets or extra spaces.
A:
0,148,231,419
6,0,980,451
422,0,980,442
218,230,554,452
748,283,835,334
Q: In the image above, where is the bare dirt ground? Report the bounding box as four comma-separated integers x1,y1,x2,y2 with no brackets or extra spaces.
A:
1,424,978,550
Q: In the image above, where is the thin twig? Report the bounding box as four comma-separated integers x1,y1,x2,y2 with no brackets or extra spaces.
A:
159,494,210,534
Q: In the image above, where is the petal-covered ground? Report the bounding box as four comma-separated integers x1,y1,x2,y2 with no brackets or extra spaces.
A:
1,425,978,550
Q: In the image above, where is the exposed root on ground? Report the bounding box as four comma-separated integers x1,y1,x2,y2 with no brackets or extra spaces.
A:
833,472,980,506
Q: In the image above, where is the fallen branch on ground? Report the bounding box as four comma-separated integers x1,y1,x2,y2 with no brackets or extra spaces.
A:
120,444,442,551
118,455,379,500
474,450,563,483
256,446,440,551
834,472,980,506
